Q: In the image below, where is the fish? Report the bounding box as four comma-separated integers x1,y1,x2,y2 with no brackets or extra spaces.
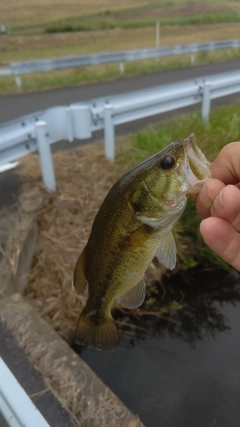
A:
73,134,211,351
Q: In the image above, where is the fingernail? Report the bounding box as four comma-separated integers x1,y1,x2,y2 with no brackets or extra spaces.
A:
199,185,212,209
211,189,223,215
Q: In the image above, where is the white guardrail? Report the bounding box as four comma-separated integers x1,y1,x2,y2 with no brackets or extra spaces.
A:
1,38,240,88
0,358,50,427
0,70,240,191
0,67,12,77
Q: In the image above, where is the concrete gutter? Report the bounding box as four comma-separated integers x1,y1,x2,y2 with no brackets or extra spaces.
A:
0,294,143,426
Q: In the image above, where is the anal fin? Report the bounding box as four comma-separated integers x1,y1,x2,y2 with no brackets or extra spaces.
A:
117,278,146,308
73,247,88,294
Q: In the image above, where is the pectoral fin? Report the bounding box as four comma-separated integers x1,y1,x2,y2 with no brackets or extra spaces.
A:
117,278,146,308
136,215,164,228
137,208,186,229
73,247,88,294
155,233,177,270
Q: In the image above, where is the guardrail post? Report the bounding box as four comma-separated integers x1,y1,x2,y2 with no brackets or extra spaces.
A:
35,121,56,191
156,22,160,48
201,83,211,124
15,75,22,89
70,104,92,139
119,62,125,73
104,104,115,160
190,53,195,64
66,107,74,142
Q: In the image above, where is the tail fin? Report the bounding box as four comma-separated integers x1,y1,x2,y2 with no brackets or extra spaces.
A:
74,313,120,351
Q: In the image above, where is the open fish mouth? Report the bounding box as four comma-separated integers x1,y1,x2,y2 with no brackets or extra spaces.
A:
183,134,211,194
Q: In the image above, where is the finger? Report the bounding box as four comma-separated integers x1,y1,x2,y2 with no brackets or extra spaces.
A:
200,217,240,271
196,179,225,219
211,185,240,232
211,141,240,185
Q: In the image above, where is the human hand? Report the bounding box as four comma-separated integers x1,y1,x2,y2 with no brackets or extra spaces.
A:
196,142,240,271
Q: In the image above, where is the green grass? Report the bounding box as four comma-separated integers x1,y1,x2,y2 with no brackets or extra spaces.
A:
125,102,240,270
134,104,240,161
120,12,240,29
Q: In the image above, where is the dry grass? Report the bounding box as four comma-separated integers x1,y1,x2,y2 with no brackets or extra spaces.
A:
0,0,152,26
19,140,134,342
2,0,240,28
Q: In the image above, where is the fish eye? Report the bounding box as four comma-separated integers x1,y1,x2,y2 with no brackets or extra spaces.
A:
160,155,176,170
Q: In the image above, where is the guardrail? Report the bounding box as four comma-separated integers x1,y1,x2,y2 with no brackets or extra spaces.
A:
0,357,51,427
0,67,11,77
0,70,240,191
3,38,240,88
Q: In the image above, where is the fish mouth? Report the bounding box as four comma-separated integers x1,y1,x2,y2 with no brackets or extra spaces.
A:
183,134,211,194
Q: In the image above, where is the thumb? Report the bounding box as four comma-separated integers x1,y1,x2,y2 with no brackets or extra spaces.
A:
210,141,240,185
200,217,240,271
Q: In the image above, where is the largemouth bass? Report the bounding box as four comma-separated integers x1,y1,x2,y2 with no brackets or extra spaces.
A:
73,134,211,351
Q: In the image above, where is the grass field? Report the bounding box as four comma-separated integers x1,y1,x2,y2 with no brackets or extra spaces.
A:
0,0,240,94
1,0,240,32
1,23,240,64
44,4,240,33
0,0,151,28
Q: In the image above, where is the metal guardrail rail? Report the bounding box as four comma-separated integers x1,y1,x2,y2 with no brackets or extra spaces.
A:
0,67,11,77
0,357,51,427
0,70,240,190
2,38,240,88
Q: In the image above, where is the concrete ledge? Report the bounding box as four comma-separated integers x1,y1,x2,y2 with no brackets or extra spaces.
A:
0,293,144,427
